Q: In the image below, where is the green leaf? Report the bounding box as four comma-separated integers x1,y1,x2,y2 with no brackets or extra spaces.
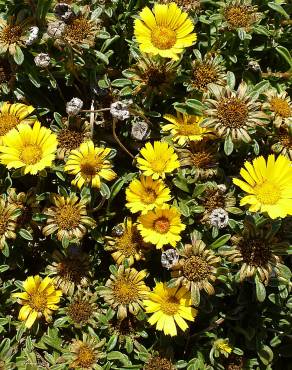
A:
95,51,109,65
111,79,131,88
107,335,118,351
268,3,290,19
258,345,274,365
210,234,231,249
255,274,266,302
224,135,234,156
276,46,292,68
19,229,33,241
107,351,131,366
13,46,24,65
100,183,111,199
185,99,204,115
226,71,236,90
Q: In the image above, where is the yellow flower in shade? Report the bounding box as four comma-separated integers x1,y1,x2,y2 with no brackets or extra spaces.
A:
137,141,180,180
0,121,57,175
105,218,147,266
64,141,116,189
137,204,185,249
233,154,292,219
214,339,232,355
0,102,35,143
126,176,171,214
143,282,197,337
12,275,62,328
134,3,197,60
162,112,211,145
99,266,149,320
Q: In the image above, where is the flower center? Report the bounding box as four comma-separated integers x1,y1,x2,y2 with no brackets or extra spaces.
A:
150,160,167,173
64,18,92,43
224,6,251,28
239,238,272,267
76,345,96,367
55,204,81,230
80,155,102,176
217,98,248,128
160,296,179,315
115,229,141,257
280,134,292,149
141,188,157,204
0,215,8,235
145,356,174,370
270,98,291,118
67,300,93,325
0,113,19,136
151,26,176,50
113,277,139,304
57,259,87,284
28,291,47,312
182,256,211,281
146,67,167,86
254,181,280,205
20,144,42,165
57,128,84,151
193,63,218,90
153,217,170,234
204,190,225,210
192,151,214,168
178,123,202,136
1,25,22,44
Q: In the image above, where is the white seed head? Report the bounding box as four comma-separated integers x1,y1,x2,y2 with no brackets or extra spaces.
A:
54,3,74,22
131,120,150,141
34,53,51,68
66,97,84,116
26,26,39,45
161,249,179,269
209,208,229,229
47,21,66,38
110,101,131,121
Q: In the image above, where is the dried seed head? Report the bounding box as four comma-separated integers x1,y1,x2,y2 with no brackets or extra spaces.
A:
47,20,66,38
209,208,229,228
66,97,84,116
161,249,179,269
25,26,39,45
34,53,50,68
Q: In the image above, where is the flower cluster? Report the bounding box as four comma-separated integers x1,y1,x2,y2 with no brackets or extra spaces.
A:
0,0,291,369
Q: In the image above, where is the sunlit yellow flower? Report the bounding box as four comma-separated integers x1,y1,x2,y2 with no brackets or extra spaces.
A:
214,339,232,355
137,204,185,249
12,275,62,328
134,2,196,60
143,282,197,337
0,121,57,175
137,141,180,180
233,154,292,219
126,176,171,214
64,141,116,189
0,102,35,143
162,111,211,145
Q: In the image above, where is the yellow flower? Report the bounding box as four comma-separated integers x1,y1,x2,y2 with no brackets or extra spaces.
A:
126,176,171,214
12,275,62,328
214,339,232,355
143,282,197,337
233,154,292,219
134,3,197,60
0,121,57,175
0,102,35,143
137,204,185,249
64,141,117,189
162,112,211,145
137,141,180,180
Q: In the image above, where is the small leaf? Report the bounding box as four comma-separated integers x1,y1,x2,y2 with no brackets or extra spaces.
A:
224,135,234,156
258,345,274,365
268,3,289,19
210,234,231,249
19,228,33,241
276,46,292,68
226,71,236,90
13,46,24,65
255,274,266,302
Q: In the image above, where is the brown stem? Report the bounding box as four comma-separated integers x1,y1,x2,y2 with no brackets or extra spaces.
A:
112,118,134,158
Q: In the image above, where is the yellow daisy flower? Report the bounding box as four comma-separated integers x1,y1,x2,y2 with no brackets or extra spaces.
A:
137,204,185,249
137,141,180,180
64,141,117,189
233,154,292,219
134,3,197,60
162,111,211,145
12,275,62,328
0,102,35,143
126,176,171,214
143,282,197,337
0,121,57,175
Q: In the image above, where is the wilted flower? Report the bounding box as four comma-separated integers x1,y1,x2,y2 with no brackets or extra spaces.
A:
66,97,84,116
47,20,66,38
262,89,292,127
54,3,74,22
209,208,229,229
0,197,20,250
25,26,39,45
34,53,50,68
0,18,31,56
110,101,131,121
144,355,175,370
161,249,179,269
